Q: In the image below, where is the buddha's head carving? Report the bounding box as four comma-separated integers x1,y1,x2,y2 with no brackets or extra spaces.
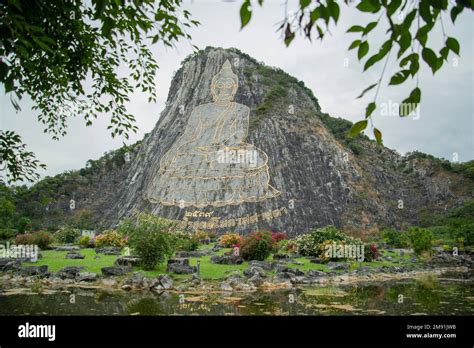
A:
211,60,238,102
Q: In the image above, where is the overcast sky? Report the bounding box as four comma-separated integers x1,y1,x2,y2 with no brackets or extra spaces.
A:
1,0,473,183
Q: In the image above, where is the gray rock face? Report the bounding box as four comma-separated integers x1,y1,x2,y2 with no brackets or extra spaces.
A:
76,272,98,282
114,256,141,267
66,252,85,259
53,245,80,251
39,47,471,236
327,262,350,271
95,247,121,255
101,266,131,276
166,258,196,274
175,250,211,258
20,265,48,276
57,266,85,279
0,258,21,271
210,255,244,265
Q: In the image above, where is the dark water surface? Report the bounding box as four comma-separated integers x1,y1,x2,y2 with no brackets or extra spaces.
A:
0,272,472,315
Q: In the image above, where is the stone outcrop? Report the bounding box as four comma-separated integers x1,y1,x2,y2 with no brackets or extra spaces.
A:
30,47,472,236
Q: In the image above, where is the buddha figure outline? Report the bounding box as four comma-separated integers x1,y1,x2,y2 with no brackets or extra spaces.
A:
146,60,280,208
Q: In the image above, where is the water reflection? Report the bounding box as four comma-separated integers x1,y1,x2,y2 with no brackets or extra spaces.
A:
0,275,472,316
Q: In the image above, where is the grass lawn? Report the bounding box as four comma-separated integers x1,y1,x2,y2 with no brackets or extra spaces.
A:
21,244,417,280
23,249,117,273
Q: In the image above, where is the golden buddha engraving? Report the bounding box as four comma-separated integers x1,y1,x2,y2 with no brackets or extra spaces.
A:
146,60,280,208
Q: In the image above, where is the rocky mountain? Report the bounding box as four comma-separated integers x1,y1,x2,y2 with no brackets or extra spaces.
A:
18,47,473,237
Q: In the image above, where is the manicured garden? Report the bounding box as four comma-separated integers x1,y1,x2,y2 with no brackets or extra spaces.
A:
3,200,471,287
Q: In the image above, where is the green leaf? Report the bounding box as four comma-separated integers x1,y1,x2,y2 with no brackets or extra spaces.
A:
347,25,364,33
363,21,377,36
240,0,252,29
328,1,340,23
348,40,361,50
365,102,376,118
419,0,433,24
356,0,380,13
389,70,410,85
402,10,417,30
439,46,449,61
373,128,382,144
397,32,412,58
358,41,369,60
363,40,392,71
284,24,295,47
446,37,460,55
356,83,377,99
349,120,368,137
387,0,402,15
300,0,311,9
410,87,421,103
422,47,439,74
450,5,463,23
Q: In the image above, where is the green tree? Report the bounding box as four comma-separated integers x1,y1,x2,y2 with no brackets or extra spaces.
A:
1,0,198,183
239,0,473,144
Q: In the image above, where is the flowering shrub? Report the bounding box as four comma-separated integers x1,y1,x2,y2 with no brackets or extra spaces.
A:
240,231,277,261
207,231,218,242
95,230,127,249
15,231,53,249
78,235,94,248
318,239,343,262
271,231,287,242
54,225,81,244
278,239,297,254
195,230,209,240
364,244,379,261
293,226,361,257
219,232,242,247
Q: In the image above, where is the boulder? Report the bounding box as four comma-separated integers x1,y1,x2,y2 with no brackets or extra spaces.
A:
65,252,85,259
210,255,243,265
20,265,48,276
248,260,274,271
212,243,224,251
243,266,266,278
95,247,121,255
307,269,327,278
153,274,174,290
273,254,291,260
167,258,190,266
273,263,291,273
124,272,145,287
101,266,131,276
114,256,141,267
166,262,196,274
57,266,85,279
326,262,350,271
286,268,305,276
220,281,233,291
248,274,265,286
53,245,80,251
0,258,22,271
175,250,211,258
76,272,98,282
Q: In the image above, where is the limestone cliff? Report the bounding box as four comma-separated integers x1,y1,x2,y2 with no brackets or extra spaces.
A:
24,47,473,237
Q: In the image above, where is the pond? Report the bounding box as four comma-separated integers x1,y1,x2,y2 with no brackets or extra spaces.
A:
0,272,472,316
